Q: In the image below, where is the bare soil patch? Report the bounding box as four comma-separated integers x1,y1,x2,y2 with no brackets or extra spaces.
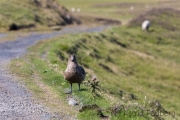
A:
75,14,121,26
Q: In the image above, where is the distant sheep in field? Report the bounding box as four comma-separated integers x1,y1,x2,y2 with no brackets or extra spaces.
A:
77,8,81,12
130,6,134,11
71,8,81,12
71,8,75,12
142,20,151,31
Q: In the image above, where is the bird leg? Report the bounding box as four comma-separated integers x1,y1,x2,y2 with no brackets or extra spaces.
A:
78,83,81,91
66,83,72,94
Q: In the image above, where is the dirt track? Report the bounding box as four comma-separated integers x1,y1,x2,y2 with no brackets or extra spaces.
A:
0,25,111,119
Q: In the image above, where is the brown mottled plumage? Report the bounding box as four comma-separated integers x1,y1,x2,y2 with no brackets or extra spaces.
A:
64,54,85,93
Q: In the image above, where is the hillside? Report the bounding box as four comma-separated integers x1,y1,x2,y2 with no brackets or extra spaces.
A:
0,0,80,31
10,8,180,119
129,8,180,31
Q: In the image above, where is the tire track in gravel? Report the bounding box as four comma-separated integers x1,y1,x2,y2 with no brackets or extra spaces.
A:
0,25,111,119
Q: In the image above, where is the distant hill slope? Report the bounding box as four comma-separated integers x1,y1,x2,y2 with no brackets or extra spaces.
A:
0,0,80,31
129,8,180,31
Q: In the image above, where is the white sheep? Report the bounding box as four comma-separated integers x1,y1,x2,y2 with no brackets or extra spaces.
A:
146,5,149,9
142,20,151,31
77,8,81,12
71,8,75,12
130,6,134,11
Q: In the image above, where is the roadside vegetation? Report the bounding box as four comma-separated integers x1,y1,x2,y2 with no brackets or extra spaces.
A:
0,0,80,31
10,7,180,119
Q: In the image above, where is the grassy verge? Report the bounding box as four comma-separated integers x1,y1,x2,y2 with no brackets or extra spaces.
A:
10,22,180,119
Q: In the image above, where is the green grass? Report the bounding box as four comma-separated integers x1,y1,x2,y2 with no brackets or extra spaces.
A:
58,0,180,24
10,22,180,119
0,0,78,31
7,0,180,119
1,0,180,31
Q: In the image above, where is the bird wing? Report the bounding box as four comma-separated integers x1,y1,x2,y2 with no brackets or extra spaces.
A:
78,66,86,75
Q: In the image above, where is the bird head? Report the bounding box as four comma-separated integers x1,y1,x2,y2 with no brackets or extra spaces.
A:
69,54,77,63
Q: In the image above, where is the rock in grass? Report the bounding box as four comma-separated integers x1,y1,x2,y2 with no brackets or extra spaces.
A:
68,98,78,106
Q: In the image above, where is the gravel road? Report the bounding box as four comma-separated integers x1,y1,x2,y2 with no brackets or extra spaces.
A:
0,25,111,120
